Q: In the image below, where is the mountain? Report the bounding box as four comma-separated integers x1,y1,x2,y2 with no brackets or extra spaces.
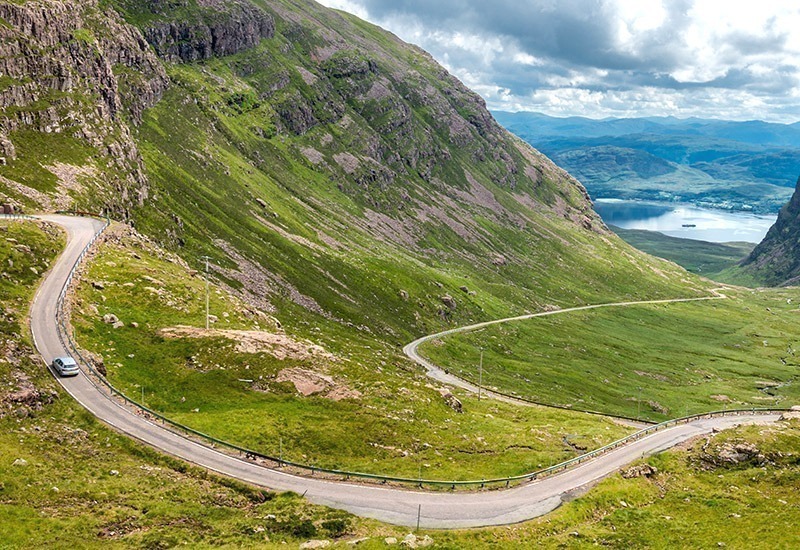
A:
739,175,800,285
3,1,799,542
0,0,703,345
494,112,800,147
493,111,800,213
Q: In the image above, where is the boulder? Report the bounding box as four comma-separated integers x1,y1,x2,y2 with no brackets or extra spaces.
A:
439,388,463,413
299,541,330,549
779,408,800,421
718,442,763,465
102,313,119,324
621,464,658,479
440,294,457,310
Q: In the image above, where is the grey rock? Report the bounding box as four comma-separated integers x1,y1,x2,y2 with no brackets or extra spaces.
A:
142,1,275,64
621,464,658,479
299,541,330,549
440,294,456,310
439,389,463,413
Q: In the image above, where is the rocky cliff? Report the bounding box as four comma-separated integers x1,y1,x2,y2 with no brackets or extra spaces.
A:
114,0,275,63
740,175,800,285
0,0,168,216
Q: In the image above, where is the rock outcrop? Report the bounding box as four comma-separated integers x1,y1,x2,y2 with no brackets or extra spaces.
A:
439,388,463,413
779,405,800,421
740,175,800,285
133,0,275,63
621,463,658,479
0,0,168,215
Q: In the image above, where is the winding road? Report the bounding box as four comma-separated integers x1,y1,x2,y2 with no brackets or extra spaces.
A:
404,293,725,409
28,214,781,529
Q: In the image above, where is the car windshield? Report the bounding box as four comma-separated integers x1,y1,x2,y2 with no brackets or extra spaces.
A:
60,357,77,366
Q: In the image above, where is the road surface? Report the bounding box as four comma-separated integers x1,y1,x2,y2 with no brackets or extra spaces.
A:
27,215,779,528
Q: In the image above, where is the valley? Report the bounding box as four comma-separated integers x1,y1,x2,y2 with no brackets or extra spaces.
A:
1,0,800,547
494,111,800,215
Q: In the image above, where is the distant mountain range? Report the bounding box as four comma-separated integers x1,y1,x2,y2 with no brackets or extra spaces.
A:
493,111,800,214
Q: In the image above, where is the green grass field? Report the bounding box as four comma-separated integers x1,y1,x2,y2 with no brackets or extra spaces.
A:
420,289,800,422
3,211,800,549
611,226,754,279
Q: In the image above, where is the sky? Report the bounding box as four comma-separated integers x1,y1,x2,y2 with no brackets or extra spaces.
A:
317,0,800,123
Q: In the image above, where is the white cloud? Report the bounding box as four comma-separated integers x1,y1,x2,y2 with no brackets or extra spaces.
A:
316,0,800,122
318,0,370,20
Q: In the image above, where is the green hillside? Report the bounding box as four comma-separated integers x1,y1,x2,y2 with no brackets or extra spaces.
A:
2,0,799,546
610,226,753,279
2,226,797,549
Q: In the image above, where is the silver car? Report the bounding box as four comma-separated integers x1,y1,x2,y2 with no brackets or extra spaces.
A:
52,356,79,377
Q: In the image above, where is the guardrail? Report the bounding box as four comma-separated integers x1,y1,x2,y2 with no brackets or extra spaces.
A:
0,213,36,221
44,215,793,490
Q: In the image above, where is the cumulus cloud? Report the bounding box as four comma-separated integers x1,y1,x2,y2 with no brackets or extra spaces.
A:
318,0,800,122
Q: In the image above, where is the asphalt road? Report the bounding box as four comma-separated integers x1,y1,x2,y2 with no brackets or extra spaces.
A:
28,215,780,529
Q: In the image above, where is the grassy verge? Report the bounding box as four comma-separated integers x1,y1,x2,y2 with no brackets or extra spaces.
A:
421,288,800,422
436,420,800,548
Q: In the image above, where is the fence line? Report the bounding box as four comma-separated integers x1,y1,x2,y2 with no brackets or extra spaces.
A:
46,215,793,489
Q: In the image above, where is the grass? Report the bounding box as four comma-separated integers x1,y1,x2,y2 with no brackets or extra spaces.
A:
0,130,95,195
72,227,636,482
611,226,754,279
420,288,800,422
0,220,390,548
3,204,799,549
435,420,800,548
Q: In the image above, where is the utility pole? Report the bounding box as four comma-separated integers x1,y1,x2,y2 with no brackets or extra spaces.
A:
637,386,642,421
201,256,211,330
478,349,483,400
